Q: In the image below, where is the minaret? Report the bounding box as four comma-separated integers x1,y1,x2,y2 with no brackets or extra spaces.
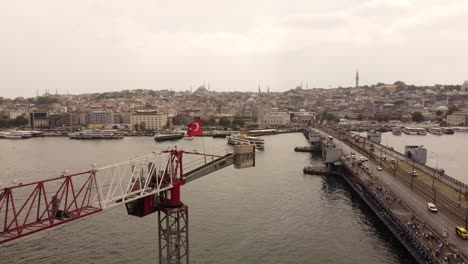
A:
267,85,270,93
258,85,261,94
355,71,359,88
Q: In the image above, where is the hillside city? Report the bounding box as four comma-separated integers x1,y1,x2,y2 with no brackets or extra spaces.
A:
1,76,468,133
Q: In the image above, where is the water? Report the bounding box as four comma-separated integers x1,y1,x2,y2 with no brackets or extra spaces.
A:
0,134,415,263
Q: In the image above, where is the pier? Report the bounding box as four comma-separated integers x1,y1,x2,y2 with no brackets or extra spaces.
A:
306,127,468,263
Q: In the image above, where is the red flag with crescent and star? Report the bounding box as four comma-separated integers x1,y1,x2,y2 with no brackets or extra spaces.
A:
187,117,203,137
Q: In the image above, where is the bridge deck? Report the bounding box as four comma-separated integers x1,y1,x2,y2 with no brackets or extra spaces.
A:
319,128,468,262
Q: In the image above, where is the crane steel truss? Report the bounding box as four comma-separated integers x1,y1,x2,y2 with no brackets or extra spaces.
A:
0,152,173,244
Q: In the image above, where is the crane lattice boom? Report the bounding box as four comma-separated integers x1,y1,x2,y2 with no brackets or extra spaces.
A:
0,146,255,247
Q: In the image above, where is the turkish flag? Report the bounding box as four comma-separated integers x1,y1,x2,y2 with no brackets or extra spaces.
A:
187,117,203,136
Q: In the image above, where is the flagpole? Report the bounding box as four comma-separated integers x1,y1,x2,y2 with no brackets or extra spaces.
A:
201,134,207,164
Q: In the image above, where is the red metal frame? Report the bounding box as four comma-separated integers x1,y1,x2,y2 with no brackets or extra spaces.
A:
0,171,103,244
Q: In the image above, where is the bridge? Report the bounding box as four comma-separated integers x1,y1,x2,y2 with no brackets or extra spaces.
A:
315,127,468,264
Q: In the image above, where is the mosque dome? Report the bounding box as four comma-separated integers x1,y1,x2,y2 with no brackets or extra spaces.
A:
436,106,448,113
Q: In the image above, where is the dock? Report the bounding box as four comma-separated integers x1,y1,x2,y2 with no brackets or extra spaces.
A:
303,165,334,176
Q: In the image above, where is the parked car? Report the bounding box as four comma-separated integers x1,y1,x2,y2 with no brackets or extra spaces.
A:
360,157,368,162
376,166,382,171
390,158,395,163
410,170,417,177
427,202,438,213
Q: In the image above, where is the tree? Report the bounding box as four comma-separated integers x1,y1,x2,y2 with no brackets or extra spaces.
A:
218,117,231,127
208,117,216,126
394,81,407,91
436,110,443,116
232,118,244,126
12,116,28,127
36,96,58,105
447,105,459,115
357,114,363,121
325,113,336,122
412,112,424,123
139,121,146,131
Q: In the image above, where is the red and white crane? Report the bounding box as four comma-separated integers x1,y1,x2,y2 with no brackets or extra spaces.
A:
0,145,255,264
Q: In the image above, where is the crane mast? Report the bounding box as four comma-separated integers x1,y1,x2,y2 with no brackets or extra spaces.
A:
0,145,255,264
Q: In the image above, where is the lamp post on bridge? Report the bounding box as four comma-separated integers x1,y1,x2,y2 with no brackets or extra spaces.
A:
411,156,415,190
431,152,438,203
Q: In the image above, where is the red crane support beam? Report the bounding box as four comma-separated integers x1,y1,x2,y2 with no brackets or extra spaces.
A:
0,171,102,244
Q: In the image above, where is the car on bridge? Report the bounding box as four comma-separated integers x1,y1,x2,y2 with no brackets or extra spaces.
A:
427,202,438,213
410,170,418,177
456,226,468,239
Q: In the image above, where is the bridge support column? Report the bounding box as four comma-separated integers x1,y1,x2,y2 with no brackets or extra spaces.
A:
158,205,189,264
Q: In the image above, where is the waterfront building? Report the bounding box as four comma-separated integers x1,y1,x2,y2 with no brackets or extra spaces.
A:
89,111,115,127
49,113,71,128
258,111,290,126
130,111,167,130
29,112,49,129
447,111,468,126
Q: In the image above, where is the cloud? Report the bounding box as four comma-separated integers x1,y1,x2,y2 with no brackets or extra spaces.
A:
0,0,467,97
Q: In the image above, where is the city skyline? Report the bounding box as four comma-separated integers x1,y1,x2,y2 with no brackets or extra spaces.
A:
1,0,467,98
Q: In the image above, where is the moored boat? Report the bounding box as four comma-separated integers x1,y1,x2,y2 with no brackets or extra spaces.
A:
402,127,427,135
0,131,32,139
308,128,322,152
68,130,124,139
392,127,402,135
427,127,443,135
154,132,183,142
226,133,264,149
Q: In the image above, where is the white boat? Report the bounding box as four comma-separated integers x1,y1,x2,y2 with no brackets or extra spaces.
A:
68,130,124,139
427,127,443,135
226,133,264,149
367,132,381,144
0,131,32,139
392,127,402,135
402,127,427,135
154,132,183,142
308,128,322,152
0,132,23,139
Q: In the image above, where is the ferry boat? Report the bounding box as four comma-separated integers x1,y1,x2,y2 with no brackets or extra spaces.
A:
154,132,183,142
442,127,454,134
248,129,277,136
402,127,427,135
367,132,381,144
392,127,402,135
427,127,443,135
308,128,322,152
0,131,33,139
226,133,264,149
68,130,124,139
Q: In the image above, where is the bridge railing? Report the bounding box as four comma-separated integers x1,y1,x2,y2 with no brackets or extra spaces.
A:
340,162,440,264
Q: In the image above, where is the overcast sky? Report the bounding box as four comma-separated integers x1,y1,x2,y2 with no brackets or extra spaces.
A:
1,0,467,98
